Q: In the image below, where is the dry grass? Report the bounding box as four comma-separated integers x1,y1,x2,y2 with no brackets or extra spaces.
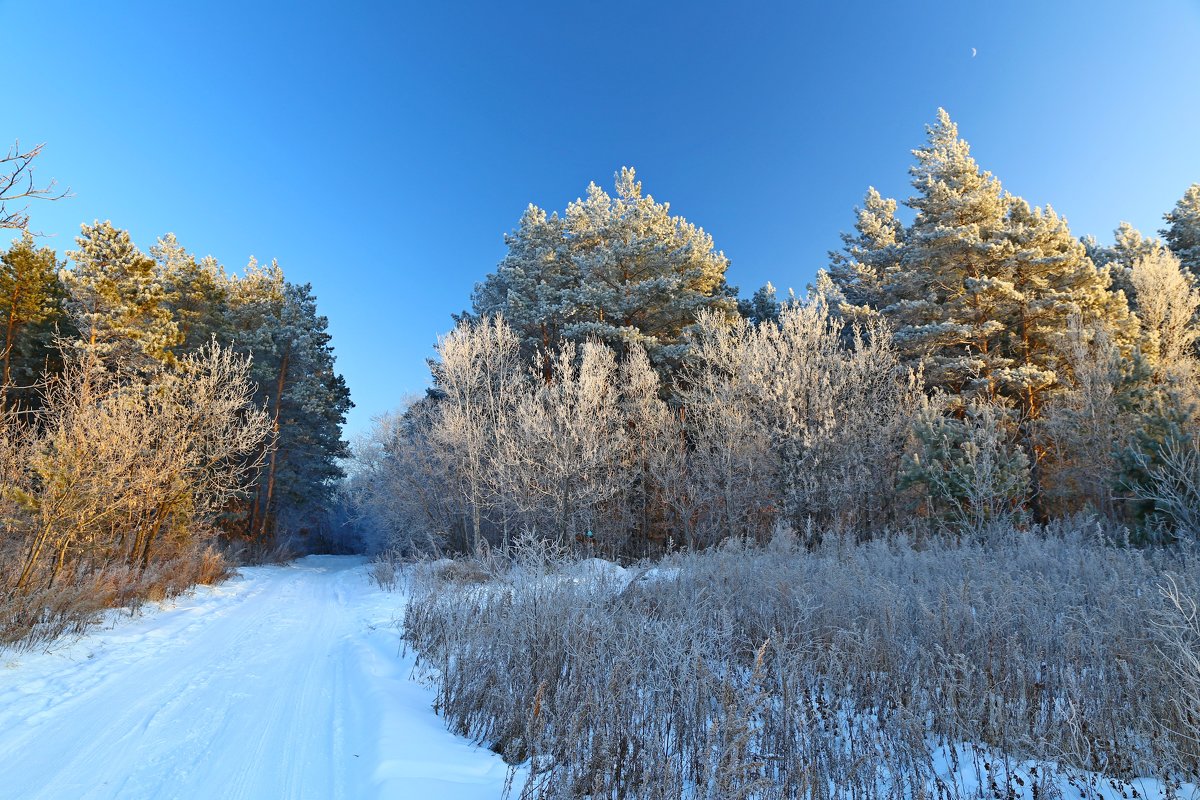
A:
403,525,1200,799
1,544,234,649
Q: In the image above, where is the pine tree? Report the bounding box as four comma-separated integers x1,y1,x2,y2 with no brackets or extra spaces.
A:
471,205,578,381
564,168,737,372
998,199,1136,422
0,233,68,410
830,111,1138,520
883,109,1015,401
1128,248,1200,370
1082,222,1163,300
1162,183,1200,276
226,263,352,546
737,282,783,327
474,168,737,381
901,400,1031,535
151,233,230,354
62,221,180,370
826,187,906,322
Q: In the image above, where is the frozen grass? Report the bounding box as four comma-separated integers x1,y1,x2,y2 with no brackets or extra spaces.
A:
402,527,1200,799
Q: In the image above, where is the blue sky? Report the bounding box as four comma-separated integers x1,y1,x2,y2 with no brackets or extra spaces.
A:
3,0,1199,437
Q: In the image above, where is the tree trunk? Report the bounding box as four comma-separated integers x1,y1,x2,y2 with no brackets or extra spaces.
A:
1,283,22,411
255,349,290,542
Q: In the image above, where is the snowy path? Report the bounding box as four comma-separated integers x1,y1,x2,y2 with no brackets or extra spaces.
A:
0,556,517,800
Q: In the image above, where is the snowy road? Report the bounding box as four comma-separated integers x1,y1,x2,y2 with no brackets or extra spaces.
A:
0,556,516,800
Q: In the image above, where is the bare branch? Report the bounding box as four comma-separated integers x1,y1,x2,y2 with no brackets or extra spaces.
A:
0,140,71,231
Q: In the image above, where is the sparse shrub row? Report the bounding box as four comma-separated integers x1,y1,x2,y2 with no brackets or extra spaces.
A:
403,527,1200,799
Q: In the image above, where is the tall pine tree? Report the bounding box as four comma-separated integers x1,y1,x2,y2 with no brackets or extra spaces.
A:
472,168,737,379
0,233,69,410
471,205,577,380
152,233,231,353
62,221,180,370
227,262,352,545
1162,183,1200,277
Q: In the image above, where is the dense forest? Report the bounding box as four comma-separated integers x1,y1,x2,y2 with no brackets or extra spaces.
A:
355,110,1200,556
0,142,351,644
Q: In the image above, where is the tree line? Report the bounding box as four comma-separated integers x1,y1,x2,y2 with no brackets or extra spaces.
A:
0,156,351,642
356,111,1200,556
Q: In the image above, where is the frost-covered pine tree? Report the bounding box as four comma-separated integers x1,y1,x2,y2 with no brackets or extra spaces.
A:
901,400,1031,535
473,168,736,381
882,109,1015,401
226,260,352,546
1082,222,1162,300
563,167,738,373
998,198,1136,421
62,221,180,370
825,187,906,323
151,233,230,354
1129,248,1200,371
471,205,578,381
827,111,1139,520
737,281,783,327
1162,183,1200,276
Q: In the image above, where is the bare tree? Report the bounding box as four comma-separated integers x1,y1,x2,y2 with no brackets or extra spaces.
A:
1,141,69,231
678,312,779,544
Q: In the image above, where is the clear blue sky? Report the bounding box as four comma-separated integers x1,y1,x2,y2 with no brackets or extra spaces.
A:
3,0,1199,437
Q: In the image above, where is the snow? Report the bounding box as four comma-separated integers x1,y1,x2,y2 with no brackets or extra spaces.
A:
926,742,1196,800
562,557,629,586
0,555,521,800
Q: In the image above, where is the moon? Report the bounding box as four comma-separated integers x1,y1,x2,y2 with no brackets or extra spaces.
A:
971,47,977,58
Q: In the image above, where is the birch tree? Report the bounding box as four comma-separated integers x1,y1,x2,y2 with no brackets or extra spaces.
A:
430,316,522,552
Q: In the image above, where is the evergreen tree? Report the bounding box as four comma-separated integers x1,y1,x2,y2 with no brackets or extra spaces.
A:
826,187,905,323
1162,183,1200,276
1082,222,1163,301
62,221,180,370
564,168,737,372
151,233,231,353
737,282,783,327
0,233,68,410
1128,248,1200,370
998,199,1136,421
227,262,352,545
830,110,1135,416
829,111,1137,519
883,109,1015,401
473,168,737,380
901,400,1031,535
471,205,577,381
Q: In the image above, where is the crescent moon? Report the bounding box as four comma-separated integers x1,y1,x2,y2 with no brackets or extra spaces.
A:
971,47,977,58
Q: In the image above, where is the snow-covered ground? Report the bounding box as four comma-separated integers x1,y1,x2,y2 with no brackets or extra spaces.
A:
0,555,518,800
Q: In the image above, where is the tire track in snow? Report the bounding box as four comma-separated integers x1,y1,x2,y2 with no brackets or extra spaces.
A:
0,556,519,800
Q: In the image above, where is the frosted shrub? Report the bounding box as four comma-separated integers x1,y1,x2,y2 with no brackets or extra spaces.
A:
404,528,1200,799
0,344,270,646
